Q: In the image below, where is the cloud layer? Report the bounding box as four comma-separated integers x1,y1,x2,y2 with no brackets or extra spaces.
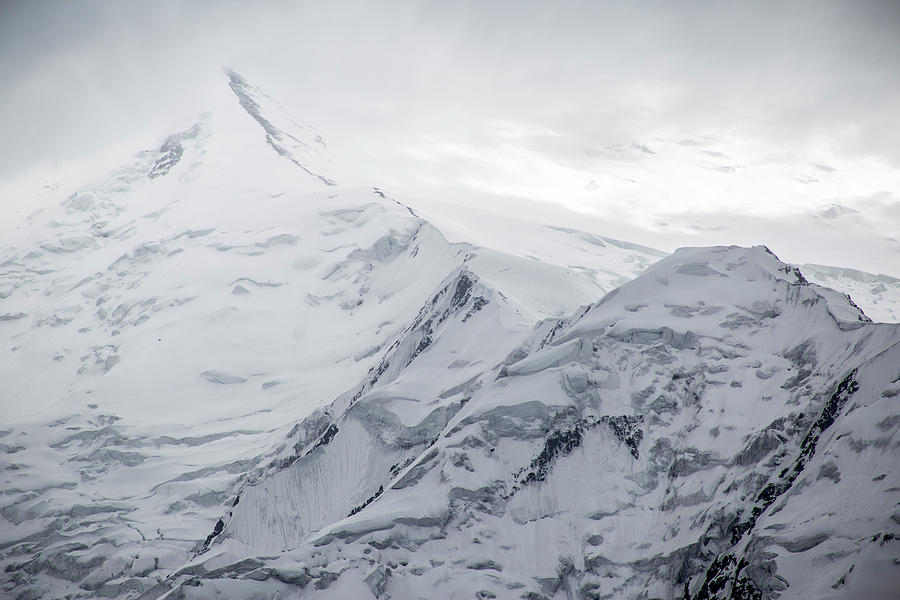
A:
2,0,898,272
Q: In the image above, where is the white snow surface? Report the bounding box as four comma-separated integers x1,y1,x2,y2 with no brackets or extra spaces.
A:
1,71,898,600
797,263,900,324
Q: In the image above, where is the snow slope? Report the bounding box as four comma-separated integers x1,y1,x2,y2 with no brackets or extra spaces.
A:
1,71,898,600
0,71,645,599
150,244,897,600
798,263,900,324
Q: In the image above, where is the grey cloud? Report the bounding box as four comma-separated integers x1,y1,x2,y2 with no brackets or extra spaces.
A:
1,0,898,175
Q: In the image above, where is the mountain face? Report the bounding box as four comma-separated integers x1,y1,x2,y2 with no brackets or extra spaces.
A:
1,72,898,600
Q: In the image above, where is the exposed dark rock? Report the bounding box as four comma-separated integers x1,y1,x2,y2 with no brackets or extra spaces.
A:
349,485,384,517
512,414,643,494
203,518,225,548
695,371,859,598
308,423,339,454
519,423,586,486
463,296,489,322
603,415,644,459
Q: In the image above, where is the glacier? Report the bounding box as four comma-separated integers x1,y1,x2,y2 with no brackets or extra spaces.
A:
1,71,898,600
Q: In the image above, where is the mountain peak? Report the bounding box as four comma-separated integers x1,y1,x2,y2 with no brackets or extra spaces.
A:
197,235,899,600
557,244,871,348
224,67,335,186
656,244,805,283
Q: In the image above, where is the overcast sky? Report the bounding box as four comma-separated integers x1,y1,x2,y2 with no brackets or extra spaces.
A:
2,0,898,272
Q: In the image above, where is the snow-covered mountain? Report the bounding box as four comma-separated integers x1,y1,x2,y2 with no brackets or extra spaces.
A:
796,264,900,324
1,71,898,600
